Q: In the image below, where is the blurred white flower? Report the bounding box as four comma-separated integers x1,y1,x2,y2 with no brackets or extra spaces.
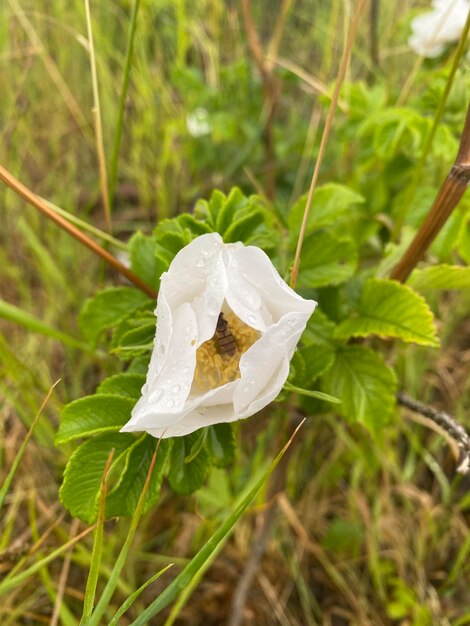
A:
186,107,211,137
121,233,316,438
408,0,470,58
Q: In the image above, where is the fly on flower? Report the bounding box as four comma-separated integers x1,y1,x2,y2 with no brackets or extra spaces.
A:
121,233,316,438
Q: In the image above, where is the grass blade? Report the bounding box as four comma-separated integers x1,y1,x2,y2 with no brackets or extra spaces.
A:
127,420,306,625
109,0,141,209
0,380,60,511
0,525,96,596
80,449,115,622
85,441,162,626
0,299,94,353
108,564,174,626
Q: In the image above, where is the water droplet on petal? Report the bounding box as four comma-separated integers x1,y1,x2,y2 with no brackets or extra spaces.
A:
172,384,180,394
195,258,205,268
288,318,298,327
149,387,163,402
182,366,190,374
166,399,175,408
248,314,257,324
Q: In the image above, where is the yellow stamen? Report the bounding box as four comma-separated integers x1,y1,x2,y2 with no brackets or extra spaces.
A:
193,311,260,392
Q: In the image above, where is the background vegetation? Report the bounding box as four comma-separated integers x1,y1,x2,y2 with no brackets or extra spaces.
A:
1,0,470,624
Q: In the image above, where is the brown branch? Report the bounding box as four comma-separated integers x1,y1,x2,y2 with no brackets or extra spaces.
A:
390,100,470,282
397,391,470,474
0,164,157,299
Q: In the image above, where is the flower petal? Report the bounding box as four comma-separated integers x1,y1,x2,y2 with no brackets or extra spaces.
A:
233,310,314,415
121,302,197,432
226,245,316,330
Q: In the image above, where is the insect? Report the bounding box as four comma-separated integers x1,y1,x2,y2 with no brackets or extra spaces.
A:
215,312,237,358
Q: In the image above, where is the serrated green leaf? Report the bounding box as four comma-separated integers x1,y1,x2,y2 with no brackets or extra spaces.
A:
97,374,146,399
79,288,152,344
106,437,171,517
169,433,211,495
127,355,151,374
215,188,248,235
59,433,135,523
302,309,336,346
223,210,265,243
288,183,364,239
297,232,357,288
322,345,397,432
335,278,438,346
296,344,335,385
56,395,136,444
408,264,470,291
206,424,235,467
112,323,156,359
129,232,160,289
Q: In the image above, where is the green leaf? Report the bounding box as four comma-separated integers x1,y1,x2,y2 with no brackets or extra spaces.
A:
80,288,152,344
106,437,171,517
59,433,135,523
302,309,336,346
296,344,335,384
55,395,136,444
97,374,146,399
223,210,265,243
335,278,438,347
206,424,235,467
322,345,397,432
168,433,211,494
215,188,248,235
297,232,357,288
129,232,160,289
288,183,364,239
408,264,470,291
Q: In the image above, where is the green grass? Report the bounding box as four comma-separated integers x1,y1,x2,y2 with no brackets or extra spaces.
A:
1,0,470,623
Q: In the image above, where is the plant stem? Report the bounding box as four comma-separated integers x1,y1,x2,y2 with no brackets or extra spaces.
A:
109,0,141,210
390,100,470,282
290,0,367,289
0,165,157,298
397,391,470,474
84,0,112,231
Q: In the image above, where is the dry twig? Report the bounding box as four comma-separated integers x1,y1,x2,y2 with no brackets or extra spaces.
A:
397,392,470,474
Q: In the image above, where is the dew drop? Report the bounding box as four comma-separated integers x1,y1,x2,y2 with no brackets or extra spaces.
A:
166,399,175,408
195,258,205,268
248,313,257,324
149,387,163,403
171,384,180,394
182,366,190,374
288,317,298,327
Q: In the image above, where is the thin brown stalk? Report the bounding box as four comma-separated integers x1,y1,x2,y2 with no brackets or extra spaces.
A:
390,100,470,282
49,518,81,626
290,0,368,289
0,165,157,298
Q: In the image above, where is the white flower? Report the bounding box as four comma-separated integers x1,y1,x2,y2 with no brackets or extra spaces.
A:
186,108,211,138
408,0,470,58
121,233,316,438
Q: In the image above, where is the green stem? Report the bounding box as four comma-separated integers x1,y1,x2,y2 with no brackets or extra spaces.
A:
109,0,141,209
